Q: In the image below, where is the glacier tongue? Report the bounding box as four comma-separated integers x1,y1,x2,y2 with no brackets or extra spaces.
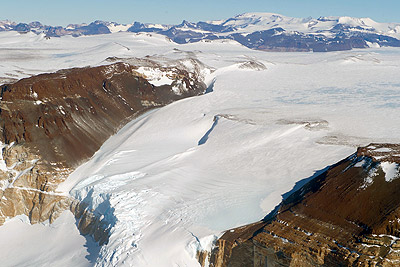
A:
62,106,352,266
0,211,94,267
57,60,367,266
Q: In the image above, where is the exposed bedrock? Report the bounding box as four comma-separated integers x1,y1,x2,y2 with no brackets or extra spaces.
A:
0,61,206,226
206,144,400,267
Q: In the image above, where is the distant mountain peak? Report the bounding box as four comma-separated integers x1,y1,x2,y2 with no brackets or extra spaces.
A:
235,12,286,18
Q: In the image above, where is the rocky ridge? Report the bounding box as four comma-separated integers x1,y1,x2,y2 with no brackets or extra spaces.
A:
205,143,400,266
0,60,207,243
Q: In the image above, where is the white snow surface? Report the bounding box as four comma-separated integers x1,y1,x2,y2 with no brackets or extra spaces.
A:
381,162,400,182
107,23,133,33
135,67,175,86
0,31,172,85
1,31,400,266
0,211,95,267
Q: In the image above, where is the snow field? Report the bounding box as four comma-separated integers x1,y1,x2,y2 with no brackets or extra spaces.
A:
0,211,96,267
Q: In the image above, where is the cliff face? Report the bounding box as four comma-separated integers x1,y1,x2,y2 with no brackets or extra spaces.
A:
207,144,400,267
0,62,206,226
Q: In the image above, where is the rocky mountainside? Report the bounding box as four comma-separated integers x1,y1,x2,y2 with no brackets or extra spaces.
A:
1,12,400,51
0,61,206,232
205,143,400,266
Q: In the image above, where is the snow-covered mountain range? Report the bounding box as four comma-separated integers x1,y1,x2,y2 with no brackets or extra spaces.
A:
2,12,400,51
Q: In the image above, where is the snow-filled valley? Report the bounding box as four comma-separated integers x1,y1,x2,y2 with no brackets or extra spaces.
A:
1,31,400,266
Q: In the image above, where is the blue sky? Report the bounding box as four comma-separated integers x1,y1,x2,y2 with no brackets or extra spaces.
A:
4,0,400,26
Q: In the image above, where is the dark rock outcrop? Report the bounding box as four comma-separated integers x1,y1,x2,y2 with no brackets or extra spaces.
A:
72,21,111,36
14,23,31,33
207,143,400,266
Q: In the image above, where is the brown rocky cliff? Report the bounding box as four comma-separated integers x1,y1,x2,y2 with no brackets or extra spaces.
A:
0,62,206,226
207,143,400,267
